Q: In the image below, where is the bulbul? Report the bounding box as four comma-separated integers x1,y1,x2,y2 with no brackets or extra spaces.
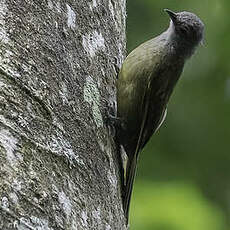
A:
117,9,204,223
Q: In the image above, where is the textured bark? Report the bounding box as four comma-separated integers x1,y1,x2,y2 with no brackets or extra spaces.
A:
0,0,126,229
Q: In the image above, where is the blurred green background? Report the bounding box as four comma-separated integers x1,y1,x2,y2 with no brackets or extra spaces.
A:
127,0,230,229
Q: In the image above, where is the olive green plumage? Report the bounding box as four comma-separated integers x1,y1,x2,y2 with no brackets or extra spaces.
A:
117,9,204,223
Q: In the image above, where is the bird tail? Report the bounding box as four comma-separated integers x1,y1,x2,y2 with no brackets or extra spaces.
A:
123,154,138,223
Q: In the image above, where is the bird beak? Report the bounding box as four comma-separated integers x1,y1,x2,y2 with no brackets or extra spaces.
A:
164,9,177,23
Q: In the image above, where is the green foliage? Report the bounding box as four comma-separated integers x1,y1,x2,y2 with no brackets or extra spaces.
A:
127,0,230,228
130,182,227,230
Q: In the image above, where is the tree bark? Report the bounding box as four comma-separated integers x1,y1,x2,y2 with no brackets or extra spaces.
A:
0,0,126,229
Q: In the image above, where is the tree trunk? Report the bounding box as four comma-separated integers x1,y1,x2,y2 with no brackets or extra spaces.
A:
0,0,126,229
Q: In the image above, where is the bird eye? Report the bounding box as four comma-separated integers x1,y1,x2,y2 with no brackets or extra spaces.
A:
180,28,188,36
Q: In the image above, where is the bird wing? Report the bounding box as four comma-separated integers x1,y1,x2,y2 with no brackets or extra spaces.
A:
123,79,152,222
155,107,167,132
123,73,168,222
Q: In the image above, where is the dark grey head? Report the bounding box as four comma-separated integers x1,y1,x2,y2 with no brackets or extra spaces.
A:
164,9,204,47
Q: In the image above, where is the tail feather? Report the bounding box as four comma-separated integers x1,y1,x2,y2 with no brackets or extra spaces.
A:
123,155,138,223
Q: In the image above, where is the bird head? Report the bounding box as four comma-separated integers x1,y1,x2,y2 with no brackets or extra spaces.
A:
164,9,204,47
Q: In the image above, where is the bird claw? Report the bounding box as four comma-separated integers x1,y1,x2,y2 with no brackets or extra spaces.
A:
103,104,125,137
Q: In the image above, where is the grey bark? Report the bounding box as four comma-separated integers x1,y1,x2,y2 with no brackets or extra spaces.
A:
0,0,126,229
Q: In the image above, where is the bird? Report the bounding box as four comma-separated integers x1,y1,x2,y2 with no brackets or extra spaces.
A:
116,9,204,223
